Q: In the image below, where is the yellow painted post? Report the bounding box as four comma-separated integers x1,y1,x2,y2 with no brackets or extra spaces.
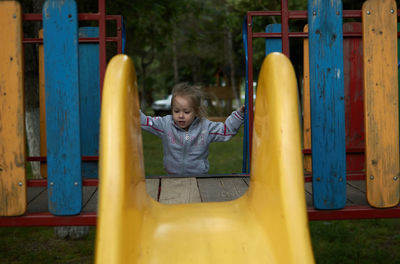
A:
0,1,27,216
303,25,312,173
39,29,47,178
362,0,400,208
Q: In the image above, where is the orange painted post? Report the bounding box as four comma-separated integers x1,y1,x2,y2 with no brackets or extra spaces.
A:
362,0,400,208
0,1,27,216
302,25,312,173
39,29,47,178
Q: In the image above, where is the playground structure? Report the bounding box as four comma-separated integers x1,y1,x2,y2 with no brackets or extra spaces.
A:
0,0,400,245
0,0,123,224
242,0,400,217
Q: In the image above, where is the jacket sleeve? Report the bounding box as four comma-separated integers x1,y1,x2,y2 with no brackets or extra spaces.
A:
140,111,165,137
207,110,244,142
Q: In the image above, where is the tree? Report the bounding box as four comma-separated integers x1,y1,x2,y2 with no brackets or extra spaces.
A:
106,0,187,108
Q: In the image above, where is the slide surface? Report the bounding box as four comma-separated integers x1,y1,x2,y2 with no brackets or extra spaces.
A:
95,53,314,263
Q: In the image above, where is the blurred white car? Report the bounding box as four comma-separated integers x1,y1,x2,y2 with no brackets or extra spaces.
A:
152,94,172,116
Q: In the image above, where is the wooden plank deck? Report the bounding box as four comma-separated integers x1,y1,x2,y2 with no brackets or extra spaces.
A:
26,177,368,213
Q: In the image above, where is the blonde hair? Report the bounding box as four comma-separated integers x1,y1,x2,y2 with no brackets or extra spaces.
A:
171,82,207,119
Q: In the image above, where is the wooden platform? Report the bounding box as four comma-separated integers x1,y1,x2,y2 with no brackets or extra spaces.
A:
0,176,399,226
26,177,368,213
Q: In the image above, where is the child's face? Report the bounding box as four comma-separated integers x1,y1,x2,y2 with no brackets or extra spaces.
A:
172,95,196,131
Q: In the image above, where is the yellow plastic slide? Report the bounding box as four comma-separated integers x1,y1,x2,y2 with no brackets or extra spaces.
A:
95,53,314,263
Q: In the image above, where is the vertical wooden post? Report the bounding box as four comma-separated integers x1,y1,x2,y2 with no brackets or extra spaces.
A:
0,1,27,216
43,0,82,215
303,25,312,174
362,0,399,208
38,29,47,178
79,27,100,179
308,0,347,209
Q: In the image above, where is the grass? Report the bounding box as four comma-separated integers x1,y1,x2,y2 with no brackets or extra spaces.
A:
0,227,95,264
2,220,400,263
1,125,400,263
310,219,400,264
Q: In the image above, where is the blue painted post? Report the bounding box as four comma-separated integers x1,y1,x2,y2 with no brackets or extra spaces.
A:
43,0,82,215
265,24,282,55
242,17,250,173
79,27,100,179
122,17,126,54
308,0,347,209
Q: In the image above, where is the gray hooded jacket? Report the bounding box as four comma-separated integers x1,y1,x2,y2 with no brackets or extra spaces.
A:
140,110,244,175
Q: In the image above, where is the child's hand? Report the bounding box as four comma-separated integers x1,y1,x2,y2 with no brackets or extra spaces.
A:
238,105,245,113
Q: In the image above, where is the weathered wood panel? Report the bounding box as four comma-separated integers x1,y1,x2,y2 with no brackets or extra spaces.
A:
308,0,347,209
265,24,282,55
38,29,48,178
82,187,98,212
197,178,247,202
346,181,367,206
0,1,27,216
43,0,82,215
343,22,365,172
362,0,399,208
303,25,312,173
146,179,159,201
79,27,100,179
27,187,48,213
159,178,201,204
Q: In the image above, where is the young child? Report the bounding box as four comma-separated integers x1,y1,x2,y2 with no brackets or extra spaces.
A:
140,82,245,175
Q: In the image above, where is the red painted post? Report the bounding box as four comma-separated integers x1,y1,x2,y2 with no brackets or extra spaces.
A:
116,16,122,53
98,0,106,98
281,0,290,57
3,206,400,227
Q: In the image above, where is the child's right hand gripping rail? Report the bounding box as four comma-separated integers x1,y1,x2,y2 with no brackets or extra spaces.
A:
95,53,314,263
